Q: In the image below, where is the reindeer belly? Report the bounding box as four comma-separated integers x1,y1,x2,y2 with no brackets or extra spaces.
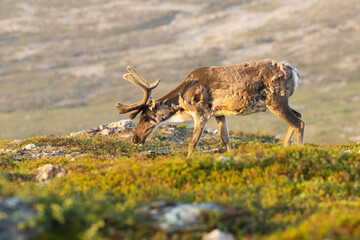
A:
169,110,193,122
212,89,267,116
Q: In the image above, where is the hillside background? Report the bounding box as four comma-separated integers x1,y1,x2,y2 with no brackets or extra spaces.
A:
0,0,359,144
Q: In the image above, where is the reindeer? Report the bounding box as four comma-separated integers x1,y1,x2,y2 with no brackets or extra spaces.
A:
116,60,305,157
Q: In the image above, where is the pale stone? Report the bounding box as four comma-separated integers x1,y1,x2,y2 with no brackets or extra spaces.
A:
99,124,107,130
100,128,112,135
3,197,21,208
159,203,223,232
218,156,229,161
36,164,66,183
69,130,86,136
107,119,133,129
138,202,224,233
202,229,235,240
0,197,37,240
24,144,36,150
207,128,215,133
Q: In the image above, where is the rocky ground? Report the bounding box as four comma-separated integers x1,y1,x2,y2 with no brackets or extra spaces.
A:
0,195,234,240
0,119,259,240
0,119,277,163
0,197,37,240
1,119,359,239
1,0,360,144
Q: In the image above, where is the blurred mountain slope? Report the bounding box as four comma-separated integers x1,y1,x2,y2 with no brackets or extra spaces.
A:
0,0,359,143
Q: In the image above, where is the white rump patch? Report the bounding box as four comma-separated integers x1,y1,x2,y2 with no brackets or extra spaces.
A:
292,68,301,90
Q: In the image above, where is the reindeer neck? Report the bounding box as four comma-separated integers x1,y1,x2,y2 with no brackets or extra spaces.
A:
154,75,203,122
155,77,194,103
155,97,179,122
153,80,189,122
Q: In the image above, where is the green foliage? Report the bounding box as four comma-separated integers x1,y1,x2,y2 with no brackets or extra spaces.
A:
27,191,135,240
0,154,18,170
1,133,360,239
1,0,360,146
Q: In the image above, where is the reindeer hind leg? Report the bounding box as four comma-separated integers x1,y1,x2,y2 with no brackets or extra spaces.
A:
282,109,303,146
266,98,305,146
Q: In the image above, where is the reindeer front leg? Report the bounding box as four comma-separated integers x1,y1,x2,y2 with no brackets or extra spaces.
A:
215,116,231,151
178,87,212,157
188,116,208,158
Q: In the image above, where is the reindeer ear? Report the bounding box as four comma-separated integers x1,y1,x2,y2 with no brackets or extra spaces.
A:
149,98,156,110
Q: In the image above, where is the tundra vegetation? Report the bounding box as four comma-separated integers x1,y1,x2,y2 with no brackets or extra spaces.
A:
1,0,360,238
1,123,360,239
1,0,360,143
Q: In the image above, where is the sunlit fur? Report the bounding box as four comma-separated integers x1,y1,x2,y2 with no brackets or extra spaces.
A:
118,60,305,157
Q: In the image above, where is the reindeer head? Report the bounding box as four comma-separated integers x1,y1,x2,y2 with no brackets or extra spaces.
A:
116,66,161,145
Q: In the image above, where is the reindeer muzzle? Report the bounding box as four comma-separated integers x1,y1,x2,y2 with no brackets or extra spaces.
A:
132,135,145,145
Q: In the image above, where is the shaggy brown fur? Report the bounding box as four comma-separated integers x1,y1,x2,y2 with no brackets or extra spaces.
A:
116,60,305,157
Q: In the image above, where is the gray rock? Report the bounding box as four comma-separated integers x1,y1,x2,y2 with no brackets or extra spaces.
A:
107,119,134,130
217,156,229,161
141,150,167,157
35,164,67,183
202,229,235,240
3,197,21,208
24,144,36,150
205,128,215,134
69,130,87,136
137,202,224,233
203,148,225,154
259,138,275,143
100,128,112,136
0,197,37,240
99,124,108,130
87,127,100,133
51,150,64,156
204,128,219,135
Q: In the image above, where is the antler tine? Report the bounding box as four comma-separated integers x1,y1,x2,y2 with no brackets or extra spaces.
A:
116,102,140,114
123,73,151,105
123,73,147,91
115,73,150,115
150,78,161,89
128,109,141,119
127,66,162,89
127,66,150,87
116,66,161,118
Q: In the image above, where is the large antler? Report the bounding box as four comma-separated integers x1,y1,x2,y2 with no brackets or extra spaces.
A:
116,66,160,119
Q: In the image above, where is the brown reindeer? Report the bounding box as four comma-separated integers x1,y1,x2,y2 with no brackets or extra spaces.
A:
116,60,305,157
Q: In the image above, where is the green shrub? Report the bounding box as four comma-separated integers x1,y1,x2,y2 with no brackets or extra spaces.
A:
1,134,360,239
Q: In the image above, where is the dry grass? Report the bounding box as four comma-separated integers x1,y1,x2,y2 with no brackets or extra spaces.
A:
0,0,359,144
